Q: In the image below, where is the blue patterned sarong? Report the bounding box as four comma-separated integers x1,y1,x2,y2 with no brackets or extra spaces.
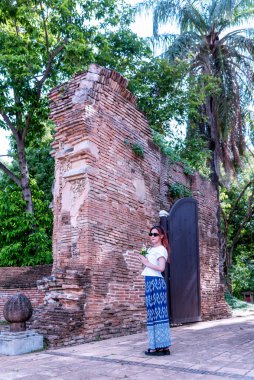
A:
145,276,171,349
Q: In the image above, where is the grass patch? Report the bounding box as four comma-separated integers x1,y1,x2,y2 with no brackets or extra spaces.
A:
0,320,8,325
225,292,253,310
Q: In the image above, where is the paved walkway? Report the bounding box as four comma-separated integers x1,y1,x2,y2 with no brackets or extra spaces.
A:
1,309,254,380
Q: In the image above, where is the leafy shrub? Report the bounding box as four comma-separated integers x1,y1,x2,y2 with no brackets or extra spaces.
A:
131,143,144,158
0,179,53,266
168,183,192,199
225,291,253,309
124,139,144,158
231,247,254,298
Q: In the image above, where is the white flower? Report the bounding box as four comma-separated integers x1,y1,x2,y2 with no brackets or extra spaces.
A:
140,244,148,256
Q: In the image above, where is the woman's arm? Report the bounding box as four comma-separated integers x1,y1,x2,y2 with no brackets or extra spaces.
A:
139,255,166,272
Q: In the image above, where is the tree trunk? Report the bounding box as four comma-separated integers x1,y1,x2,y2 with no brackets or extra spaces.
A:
16,135,34,213
205,95,225,281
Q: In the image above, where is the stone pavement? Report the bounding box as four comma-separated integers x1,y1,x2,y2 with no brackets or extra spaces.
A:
1,309,254,380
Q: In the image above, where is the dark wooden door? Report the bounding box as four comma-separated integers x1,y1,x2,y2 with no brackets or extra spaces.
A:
163,197,201,324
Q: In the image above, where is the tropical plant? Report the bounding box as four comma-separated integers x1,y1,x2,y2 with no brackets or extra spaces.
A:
136,0,254,183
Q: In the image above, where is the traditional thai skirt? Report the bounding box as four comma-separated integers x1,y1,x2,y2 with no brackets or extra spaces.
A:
145,276,171,349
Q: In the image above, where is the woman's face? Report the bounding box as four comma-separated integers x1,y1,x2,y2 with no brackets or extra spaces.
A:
149,228,163,245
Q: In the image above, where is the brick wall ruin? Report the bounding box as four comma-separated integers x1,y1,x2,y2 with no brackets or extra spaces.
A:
31,64,230,346
0,265,52,321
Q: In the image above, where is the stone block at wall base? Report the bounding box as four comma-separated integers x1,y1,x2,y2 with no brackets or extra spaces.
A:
0,331,43,355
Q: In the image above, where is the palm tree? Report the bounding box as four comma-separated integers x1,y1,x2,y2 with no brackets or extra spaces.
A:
137,0,254,184
136,0,254,285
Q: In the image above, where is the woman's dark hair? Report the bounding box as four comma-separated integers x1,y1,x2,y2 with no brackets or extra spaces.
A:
150,225,170,261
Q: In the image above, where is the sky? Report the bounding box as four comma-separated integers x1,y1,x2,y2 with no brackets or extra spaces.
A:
127,0,153,36
0,130,10,157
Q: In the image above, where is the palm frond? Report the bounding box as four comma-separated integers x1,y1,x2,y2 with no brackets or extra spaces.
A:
152,0,197,35
133,0,158,16
221,33,254,57
160,31,201,61
243,27,254,37
210,1,254,32
191,51,212,74
180,3,209,34
215,75,246,170
141,0,254,178
210,0,236,22
213,48,238,138
148,33,178,52
153,0,182,35
231,9,254,27
208,0,219,20
235,0,254,11
219,27,254,42
225,46,254,84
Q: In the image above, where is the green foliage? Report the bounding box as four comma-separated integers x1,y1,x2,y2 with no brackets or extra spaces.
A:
220,154,254,294
231,248,254,299
152,131,181,162
183,165,194,176
11,122,55,194
0,0,129,140
0,321,8,325
225,291,253,310
129,58,193,133
124,139,145,158
95,28,152,77
0,0,154,266
152,129,210,177
178,132,212,178
129,58,215,176
0,179,53,266
0,0,149,213
144,0,254,179
168,183,192,199
131,143,144,158
0,131,54,266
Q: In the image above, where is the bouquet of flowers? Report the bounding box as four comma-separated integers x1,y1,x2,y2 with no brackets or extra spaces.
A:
140,244,148,256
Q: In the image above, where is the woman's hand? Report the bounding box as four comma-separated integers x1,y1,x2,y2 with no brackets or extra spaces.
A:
138,255,166,272
138,254,149,266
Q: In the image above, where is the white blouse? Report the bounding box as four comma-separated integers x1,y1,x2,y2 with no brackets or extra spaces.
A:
141,245,168,277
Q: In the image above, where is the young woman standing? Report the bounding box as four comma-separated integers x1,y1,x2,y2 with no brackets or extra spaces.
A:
139,225,171,356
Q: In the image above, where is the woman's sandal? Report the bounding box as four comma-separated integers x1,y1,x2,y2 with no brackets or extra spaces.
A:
145,348,171,356
155,348,171,356
145,348,160,356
